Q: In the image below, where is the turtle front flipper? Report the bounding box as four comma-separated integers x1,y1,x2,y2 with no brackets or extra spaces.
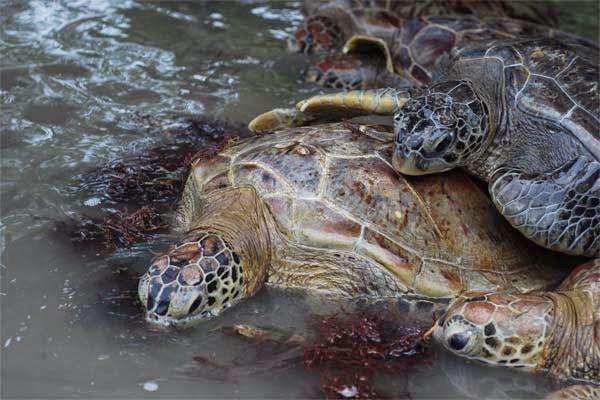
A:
249,88,411,133
248,108,321,134
489,156,600,257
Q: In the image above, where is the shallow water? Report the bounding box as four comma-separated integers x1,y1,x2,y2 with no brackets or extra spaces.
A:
1,1,597,398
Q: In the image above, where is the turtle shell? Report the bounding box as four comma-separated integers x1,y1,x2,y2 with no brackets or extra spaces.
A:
388,16,593,87
452,38,600,161
190,123,567,299
297,0,558,55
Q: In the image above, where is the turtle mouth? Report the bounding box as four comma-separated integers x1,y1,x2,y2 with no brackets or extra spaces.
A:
144,306,229,327
392,150,453,175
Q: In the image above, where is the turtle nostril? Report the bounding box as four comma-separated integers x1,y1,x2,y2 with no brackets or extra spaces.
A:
155,300,170,316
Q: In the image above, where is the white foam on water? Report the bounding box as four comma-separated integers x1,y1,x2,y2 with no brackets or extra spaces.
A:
142,381,159,392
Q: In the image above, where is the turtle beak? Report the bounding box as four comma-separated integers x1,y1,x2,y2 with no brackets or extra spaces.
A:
392,151,426,175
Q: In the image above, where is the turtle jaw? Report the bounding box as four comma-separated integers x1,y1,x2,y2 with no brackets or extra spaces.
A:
392,150,453,176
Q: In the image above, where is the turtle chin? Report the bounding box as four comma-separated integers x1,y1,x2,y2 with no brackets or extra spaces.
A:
392,151,453,176
144,305,231,328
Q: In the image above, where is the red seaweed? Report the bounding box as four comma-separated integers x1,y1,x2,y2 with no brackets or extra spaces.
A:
304,313,424,399
192,313,427,399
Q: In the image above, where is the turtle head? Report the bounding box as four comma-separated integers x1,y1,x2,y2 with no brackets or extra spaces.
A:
305,53,382,90
434,291,550,370
138,231,249,326
392,81,489,175
288,15,343,54
305,35,404,90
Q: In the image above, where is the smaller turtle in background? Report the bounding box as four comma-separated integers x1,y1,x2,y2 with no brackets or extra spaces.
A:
302,15,592,91
290,0,558,54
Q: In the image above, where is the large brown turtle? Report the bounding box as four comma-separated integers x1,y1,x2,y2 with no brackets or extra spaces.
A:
137,123,599,389
249,20,600,257
291,0,558,54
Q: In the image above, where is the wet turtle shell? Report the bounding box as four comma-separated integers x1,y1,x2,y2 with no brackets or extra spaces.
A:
308,15,592,90
184,123,567,299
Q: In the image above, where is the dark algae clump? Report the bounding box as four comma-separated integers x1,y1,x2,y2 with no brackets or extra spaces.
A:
63,117,243,250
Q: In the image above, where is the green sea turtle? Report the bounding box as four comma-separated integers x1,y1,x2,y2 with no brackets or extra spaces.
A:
434,258,599,384
291,0,558,54
250,23,600,257
138,123,569,325
304,15,585,91
137,122,599,386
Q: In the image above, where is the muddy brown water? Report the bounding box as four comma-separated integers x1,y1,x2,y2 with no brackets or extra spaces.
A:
1,1,598,398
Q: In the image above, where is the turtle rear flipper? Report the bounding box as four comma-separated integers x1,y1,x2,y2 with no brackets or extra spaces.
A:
490,156,600,257
249,88,411,133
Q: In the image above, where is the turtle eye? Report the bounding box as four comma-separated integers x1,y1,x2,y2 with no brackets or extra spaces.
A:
448,331,471,351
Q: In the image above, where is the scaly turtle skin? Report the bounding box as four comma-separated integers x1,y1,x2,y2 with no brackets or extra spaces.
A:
138,123,567,325
544,384,600,400
435,259,600,384
250,25,600,257
291,0,558,54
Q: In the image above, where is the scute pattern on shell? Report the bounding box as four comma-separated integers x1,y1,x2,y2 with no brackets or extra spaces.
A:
192,123,567,298
456,38,599,156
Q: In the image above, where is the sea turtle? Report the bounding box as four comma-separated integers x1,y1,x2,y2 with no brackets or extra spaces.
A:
304,16,587,91
137,122,570,324
291,0,558,54
138,122,598,385
435,258,600,385
249,24,600,257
